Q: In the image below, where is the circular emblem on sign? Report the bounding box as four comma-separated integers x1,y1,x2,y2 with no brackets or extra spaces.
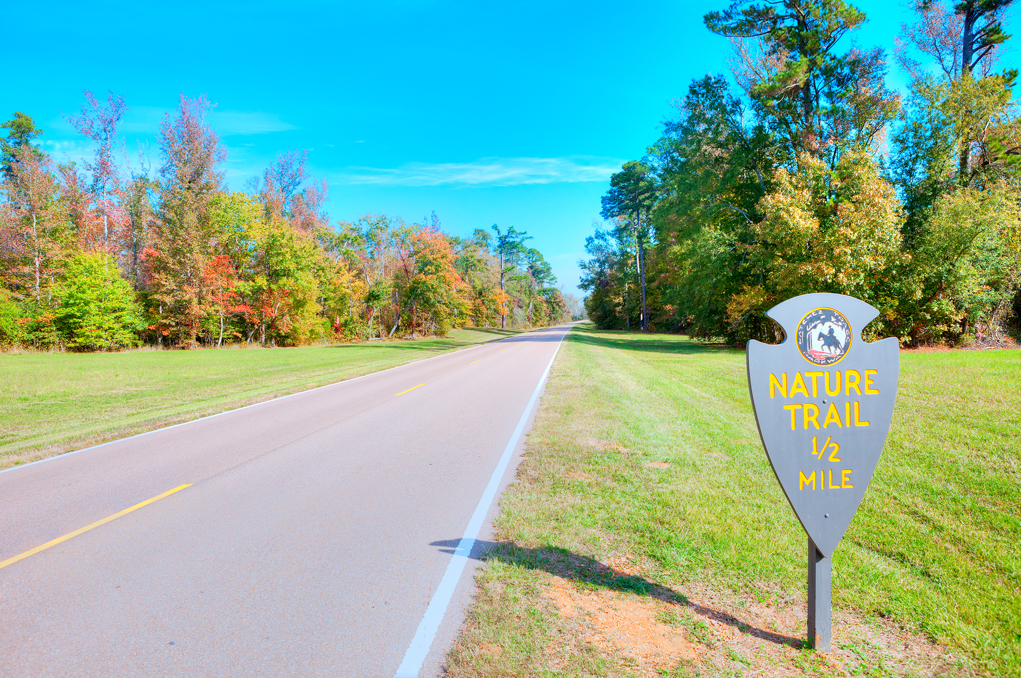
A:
796,308,851,366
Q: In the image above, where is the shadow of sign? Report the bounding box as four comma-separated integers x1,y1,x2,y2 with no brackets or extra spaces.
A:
430,539,807,650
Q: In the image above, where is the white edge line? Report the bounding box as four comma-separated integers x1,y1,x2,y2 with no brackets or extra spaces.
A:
393,324,572,678
0,328,565,477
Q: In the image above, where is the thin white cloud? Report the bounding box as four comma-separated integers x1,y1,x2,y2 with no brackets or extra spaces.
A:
210,110,295,136
118,106,294,136
335,156,623,187
41,139,93,165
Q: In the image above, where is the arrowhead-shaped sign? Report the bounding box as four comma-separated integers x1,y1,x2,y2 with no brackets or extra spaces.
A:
747,293,899,557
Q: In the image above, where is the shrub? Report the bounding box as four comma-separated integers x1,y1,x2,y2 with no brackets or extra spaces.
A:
55,252,142,351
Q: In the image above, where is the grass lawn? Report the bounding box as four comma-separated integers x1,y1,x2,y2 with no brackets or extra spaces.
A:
446,324,1020,677
0,327,522,469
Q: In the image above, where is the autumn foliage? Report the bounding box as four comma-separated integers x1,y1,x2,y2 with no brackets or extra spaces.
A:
0,96,568,351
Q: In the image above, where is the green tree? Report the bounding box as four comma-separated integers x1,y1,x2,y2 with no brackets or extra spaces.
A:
601,161,657,331
55,252,141,350
1,112,43,181
706,0,899,163
912,181,1021,341
519,247,557,326
647,76,776,337
0,288,25,348
490,224,531,328
580,227,632,330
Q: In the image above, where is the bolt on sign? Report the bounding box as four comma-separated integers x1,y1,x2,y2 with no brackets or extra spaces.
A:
746,293,899,652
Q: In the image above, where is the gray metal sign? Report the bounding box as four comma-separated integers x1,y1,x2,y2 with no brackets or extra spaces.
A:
746,293,899,651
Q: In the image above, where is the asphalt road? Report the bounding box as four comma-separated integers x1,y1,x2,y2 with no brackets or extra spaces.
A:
0,323,574,677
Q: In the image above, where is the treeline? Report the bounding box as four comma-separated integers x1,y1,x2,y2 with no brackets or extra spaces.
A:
583,0,1021,345
0,94,570,351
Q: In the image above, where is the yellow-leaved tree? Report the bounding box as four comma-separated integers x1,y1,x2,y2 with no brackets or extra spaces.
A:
728,151,910,340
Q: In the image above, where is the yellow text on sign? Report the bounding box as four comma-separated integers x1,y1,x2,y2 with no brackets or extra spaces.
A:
783,401,870,430
798,469,854,490
812,435,841,461
769,370,879,398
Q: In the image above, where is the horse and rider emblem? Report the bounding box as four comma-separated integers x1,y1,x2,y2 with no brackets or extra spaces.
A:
796,308,851,366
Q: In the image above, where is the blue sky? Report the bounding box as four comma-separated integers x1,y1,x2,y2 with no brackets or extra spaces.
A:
3,1,1018,297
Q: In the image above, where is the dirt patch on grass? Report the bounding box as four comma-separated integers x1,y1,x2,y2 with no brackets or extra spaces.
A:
547,575,700,673
540,571,971,677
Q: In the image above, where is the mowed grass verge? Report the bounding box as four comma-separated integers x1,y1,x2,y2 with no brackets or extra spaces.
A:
447,324,1019,677
0,327,523,469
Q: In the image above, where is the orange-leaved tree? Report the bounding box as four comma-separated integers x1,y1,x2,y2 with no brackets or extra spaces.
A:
402,226,467,336
202,254,240,348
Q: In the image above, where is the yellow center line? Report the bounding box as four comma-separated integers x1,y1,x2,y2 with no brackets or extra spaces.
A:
395,383,425,396
0,484,193,571
469,359,481,365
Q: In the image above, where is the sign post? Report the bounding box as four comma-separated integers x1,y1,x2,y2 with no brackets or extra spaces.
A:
746,293,899,651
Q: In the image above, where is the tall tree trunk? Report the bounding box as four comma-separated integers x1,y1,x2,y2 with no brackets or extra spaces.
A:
217,308,224,348
959,4,976,181
624,264,629,331
961,3,975,78
131,214,139,289
32,210,40,298
500,250,506,329
639,235,648,332
797,11,814,155
802,83,814,153
389,291,401,337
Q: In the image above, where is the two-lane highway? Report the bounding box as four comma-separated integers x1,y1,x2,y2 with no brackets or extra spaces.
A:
0,323,574,677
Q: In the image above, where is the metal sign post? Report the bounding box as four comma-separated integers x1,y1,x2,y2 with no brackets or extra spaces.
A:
746,293,899,651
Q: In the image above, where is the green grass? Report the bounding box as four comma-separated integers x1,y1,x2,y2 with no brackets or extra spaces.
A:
0,327,522,468
447,324,1020,677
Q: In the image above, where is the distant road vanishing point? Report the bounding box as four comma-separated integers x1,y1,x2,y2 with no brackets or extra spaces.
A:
0,323,575,677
